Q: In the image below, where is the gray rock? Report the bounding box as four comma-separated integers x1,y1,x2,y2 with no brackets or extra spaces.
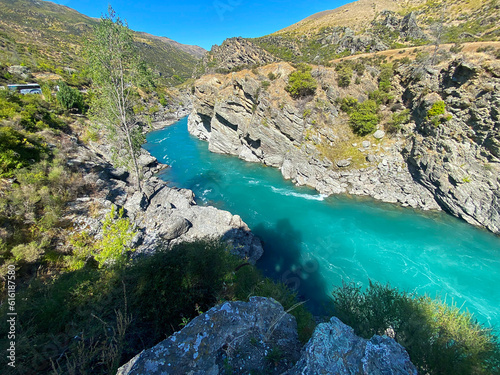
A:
286,317,417,375
124,191,149,216
362,140,371,148
336,159,351,168
117,297,301,375
161,215,191,240
373,130,386,139
137,153,157,168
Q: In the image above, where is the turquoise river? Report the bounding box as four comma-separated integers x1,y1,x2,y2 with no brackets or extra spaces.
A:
144,117,500,331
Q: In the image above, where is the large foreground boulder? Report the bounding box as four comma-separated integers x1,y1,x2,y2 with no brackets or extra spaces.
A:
117,297,301,375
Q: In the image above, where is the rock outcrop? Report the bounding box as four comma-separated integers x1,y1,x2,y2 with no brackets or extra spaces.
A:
401,59,500,233
117,298,417,375
187,54,500,233
117,297,302,375
188,63,439,212
201,37,279,74
67,139,263,264
286,317,417,375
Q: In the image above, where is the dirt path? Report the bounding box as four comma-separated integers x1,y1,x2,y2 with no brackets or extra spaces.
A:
330,41,500,63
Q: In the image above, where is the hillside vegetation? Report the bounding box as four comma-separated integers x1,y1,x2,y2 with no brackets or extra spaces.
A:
0,0,204,85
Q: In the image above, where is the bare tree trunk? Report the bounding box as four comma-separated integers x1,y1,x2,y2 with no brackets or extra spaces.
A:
123,123,142,192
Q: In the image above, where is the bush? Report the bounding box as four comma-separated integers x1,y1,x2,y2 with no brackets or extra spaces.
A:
285,64,317,98
92,205,137,268
332,282,500,374
0,239,316,374
336,64,353,88
56,81,84,112
427,100,446,118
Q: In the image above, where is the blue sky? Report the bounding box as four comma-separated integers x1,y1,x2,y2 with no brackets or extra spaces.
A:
51,0,352,50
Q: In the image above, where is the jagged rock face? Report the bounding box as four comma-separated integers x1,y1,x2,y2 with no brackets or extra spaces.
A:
401,59,500,233
188,63,439,212
285,317,417,375
132,171,264,264
78,140,264,263
188,56,500,234
202,37,278,73
117,297,302,375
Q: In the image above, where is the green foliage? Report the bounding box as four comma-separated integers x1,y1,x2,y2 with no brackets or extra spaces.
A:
285,64,317,99
86,7,148,190
0,239,316,374
427,100,446,117
349,100,379,135
332,282,500,374
335,63,353,88
92,205,137,268
56,81,85,112
268,72,277,80
339,97,379,135
0,126,46,176
387,109,410,133
261,80,271,90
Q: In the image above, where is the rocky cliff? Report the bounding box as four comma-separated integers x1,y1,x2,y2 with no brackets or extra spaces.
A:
199,37,279,75
117,297,417,375
68,127,263,264
187,48,500,233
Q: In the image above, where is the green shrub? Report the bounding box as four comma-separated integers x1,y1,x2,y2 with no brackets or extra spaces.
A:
387,109,410,133
336,64,353,88
0,239,316,374
56,81,84,112
285,64,317,98
427,100,446,118
93,205,137,268
332,282,500,374
268,72,277,80
261,80,271,90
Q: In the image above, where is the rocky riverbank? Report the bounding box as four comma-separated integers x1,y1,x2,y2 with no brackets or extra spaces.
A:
65,120,263,264
187,52,500,233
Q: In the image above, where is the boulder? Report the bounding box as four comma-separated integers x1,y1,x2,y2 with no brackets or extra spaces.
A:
336,159,351,168
373,130,385,139
286,317,417,375
117,297,301,375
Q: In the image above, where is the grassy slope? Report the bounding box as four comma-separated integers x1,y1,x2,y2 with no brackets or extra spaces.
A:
250,0,500,64
0,0,202,83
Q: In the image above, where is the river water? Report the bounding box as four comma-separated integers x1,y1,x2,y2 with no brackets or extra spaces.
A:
144,117,500,330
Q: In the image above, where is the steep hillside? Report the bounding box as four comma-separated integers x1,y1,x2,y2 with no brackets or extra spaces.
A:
0,0,205,84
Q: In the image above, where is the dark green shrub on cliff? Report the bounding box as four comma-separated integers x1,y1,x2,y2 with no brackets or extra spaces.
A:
332,282,500,375
285,64,317,98
339,97,379,136
335,64,353,88
1,239,315,374
56,81,85,112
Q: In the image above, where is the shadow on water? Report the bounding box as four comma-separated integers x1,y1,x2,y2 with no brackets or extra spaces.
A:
254,218,332,315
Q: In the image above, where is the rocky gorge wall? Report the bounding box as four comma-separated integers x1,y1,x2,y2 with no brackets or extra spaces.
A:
187,54,500,234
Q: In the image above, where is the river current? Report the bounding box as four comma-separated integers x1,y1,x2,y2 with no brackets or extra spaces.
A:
144,117,500,330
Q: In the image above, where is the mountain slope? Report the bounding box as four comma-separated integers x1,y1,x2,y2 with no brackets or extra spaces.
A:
0,0,205,83
247,0,500,64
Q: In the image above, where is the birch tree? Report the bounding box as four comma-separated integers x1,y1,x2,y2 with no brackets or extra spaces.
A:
86,7,146,191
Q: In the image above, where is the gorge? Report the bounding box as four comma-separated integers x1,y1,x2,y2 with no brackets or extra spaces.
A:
145,116,500,332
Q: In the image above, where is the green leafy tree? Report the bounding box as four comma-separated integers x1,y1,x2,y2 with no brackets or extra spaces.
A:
86,7,149,191
56,81,84,111
285,64,317,98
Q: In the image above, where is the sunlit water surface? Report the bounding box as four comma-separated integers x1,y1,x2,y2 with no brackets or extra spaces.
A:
144,117,500,330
